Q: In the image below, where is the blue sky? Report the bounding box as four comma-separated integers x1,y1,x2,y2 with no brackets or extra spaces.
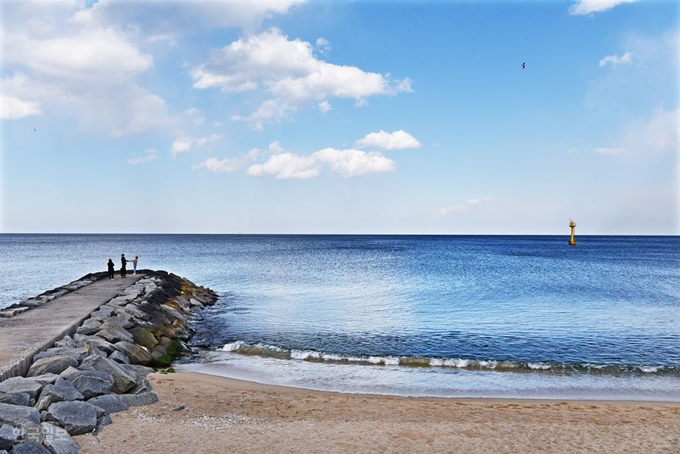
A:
1,0,678,234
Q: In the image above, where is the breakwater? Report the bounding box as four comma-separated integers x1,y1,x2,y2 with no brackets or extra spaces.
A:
0,270,217,453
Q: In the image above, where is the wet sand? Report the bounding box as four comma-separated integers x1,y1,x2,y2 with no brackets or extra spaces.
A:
76,372,680,454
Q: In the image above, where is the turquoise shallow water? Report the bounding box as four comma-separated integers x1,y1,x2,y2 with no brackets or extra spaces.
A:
2,234,679,400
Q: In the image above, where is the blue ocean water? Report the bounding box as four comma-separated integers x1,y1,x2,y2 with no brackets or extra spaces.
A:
1,234,679,400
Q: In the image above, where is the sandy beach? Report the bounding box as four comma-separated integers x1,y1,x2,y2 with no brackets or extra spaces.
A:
75,372,680,454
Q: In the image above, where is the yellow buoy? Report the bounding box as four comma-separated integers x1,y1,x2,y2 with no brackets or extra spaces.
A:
569,220,576,246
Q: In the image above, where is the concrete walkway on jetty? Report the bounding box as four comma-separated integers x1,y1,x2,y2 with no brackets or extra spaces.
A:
0,274,145,381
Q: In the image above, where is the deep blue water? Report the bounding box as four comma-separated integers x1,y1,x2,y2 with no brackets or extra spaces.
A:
1,234,679,400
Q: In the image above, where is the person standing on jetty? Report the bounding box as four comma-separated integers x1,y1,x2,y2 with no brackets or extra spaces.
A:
107,259,115,280
120,254,128,278
132,256,139,274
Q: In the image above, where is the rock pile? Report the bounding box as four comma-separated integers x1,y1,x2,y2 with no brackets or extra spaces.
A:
0,271,217,453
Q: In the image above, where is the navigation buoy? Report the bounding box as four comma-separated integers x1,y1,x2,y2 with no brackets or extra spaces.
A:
569,220,576,246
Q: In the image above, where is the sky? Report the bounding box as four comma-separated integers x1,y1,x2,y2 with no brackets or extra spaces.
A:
1,0,678,234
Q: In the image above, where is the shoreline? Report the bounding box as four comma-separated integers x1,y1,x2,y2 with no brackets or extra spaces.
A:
76,371,680,453
174,370,680,406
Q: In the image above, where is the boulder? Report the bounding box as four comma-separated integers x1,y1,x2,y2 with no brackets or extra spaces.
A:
0,393,30,407
120,304,150,321
78,355,135,394
45,401,104,436
117,364,152,395
0,424,21,451
118,392,158,407
102,315,134,330
8,441,50,454
159,304,187,323
33,348,88,364
107,350,129,365
113,341,152,366
0,378,42,401
26,375,60,387
129,327,158,349
0,403,40,428
76,336,118,355
93,414,112,435
40,422,80,454
58,368,79,380
27,356,78,377
36,379,84,412
76,318,101,336
67,370,113,399
95,325,133,344
88,306,114,321
86,395,128,414
52,337,76,349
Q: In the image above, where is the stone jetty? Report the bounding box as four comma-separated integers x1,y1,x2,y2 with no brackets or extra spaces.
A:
0,271,217,453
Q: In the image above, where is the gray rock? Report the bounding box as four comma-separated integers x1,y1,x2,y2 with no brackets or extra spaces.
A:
86,395,128,414
118,364,153,394
39,422,80,454
0,378,42,401
0,424,21,450
8,441,50,454
104,314,135,330
113,341,152,366
25,375,60,388
67,370,113,399
45,401,104,436
75,318,101,336
159,304,187,323
0,307,30,318
76,337,118,356
95,325,133,344
52,337,76,349
118,392,158,407
88,306,114,321
93,415,112,435
107,350,129,365
0,403,40,428
36,379,84,412
120,304,150,321
78,355,135,394
33,348,88,364
189,298,204,309
27,356,78,378
128,327,158,349
21,424,44,444
0,393,29,407
57,368,79,380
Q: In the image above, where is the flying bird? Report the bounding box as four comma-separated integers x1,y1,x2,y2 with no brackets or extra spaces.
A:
522,62,526,69
33,128,36,131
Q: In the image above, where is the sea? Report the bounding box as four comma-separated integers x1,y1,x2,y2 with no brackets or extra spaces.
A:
1,234,678,401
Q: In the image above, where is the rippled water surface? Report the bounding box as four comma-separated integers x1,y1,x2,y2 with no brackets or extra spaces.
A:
2,234,679,399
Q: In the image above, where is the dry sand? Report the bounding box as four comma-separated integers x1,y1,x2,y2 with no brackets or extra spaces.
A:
76,372,680,454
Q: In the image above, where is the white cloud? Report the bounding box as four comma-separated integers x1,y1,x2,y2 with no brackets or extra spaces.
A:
593,147,628,156
314,148,395,177
193,148,259,173
214,121,223,127
316,37,331,55
599,52,632,67
192,28,411,128
356,130,422,150
248,152,319,179
0,95,42,120
269,141,286,154
194,117,205,126
0,2,171,135
185,108,201,116
440,196,492,215
569,0,637,15
247,147,395,179
319,100,332,113
128,148,158,165
73,0,305,37
171,134,223,157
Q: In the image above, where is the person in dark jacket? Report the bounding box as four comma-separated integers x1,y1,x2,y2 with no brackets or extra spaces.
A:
121,254,128,277
107,259,115,280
